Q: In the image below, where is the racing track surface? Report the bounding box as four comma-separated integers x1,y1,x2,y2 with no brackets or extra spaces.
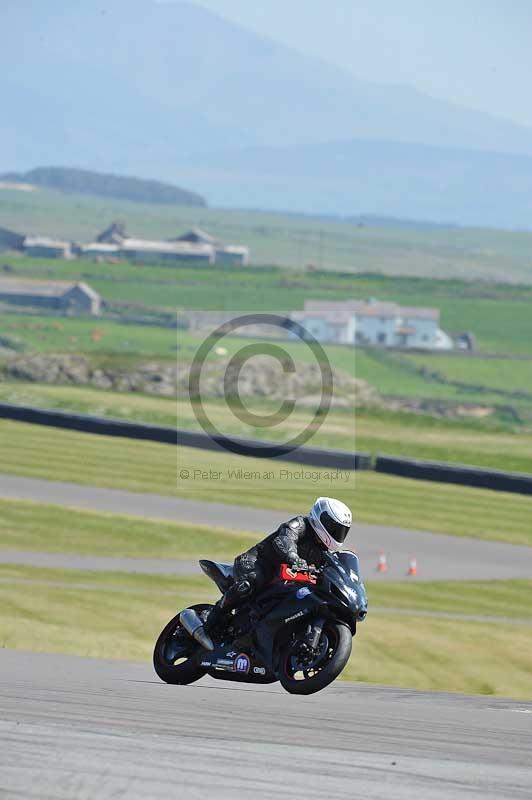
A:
2,474,532,581
1,650,531,800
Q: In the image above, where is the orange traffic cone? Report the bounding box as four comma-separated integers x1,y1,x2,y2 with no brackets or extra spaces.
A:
376,551,388,573
407,557,418,577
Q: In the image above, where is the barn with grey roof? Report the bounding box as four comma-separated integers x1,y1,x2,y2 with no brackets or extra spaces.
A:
0,279,101,315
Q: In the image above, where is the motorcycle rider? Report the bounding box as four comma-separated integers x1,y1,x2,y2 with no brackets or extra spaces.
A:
205,497,352,637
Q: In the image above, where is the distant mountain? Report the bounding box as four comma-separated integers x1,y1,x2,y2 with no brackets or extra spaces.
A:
2,0,532,226
177,138,532,228
2,167,206,207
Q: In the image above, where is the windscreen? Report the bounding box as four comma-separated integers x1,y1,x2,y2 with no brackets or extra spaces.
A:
336,550,361,579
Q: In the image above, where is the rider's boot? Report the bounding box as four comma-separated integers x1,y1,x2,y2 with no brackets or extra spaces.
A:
204,579,253,639
204,600,226,638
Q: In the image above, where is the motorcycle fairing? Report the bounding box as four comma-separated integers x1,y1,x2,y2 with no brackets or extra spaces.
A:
197,584,328,678
238,586,328,672
199,643,277,684
261,588,326,632
321,551,368,623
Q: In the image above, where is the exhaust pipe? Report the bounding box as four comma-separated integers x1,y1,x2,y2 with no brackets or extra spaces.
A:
180,608,214,651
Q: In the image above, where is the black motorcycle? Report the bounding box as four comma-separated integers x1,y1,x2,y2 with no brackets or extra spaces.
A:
153,550,368,695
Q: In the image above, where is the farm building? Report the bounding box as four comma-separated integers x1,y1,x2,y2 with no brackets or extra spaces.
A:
292,299,453,350
0,226,25,251
176,228,216,245
119,238,215,264
24,236,72,259
95,221,127,244
0,278,101,315
290,305,356,345
80,242,121,259
214,245,250,266
77,223,251,265
176,228,250,265
19,221,250,265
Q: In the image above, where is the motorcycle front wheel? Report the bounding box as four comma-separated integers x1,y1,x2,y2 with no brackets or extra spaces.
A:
278,621,352,695
153,603,212,685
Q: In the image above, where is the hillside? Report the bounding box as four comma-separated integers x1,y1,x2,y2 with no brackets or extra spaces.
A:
2,0,532,226
2,167,206,208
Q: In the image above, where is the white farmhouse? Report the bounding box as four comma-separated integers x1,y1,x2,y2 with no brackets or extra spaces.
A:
291,299,453,350
353,300,400,347
291,303,356,344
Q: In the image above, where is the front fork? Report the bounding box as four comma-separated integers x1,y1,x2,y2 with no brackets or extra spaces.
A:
304,616,326,651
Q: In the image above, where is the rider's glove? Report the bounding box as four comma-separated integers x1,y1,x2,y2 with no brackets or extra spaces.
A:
290,557,309,572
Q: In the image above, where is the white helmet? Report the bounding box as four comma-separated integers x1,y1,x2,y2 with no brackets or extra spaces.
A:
308,497,352,552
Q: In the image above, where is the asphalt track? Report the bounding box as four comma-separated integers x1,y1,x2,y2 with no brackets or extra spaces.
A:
1,474,532,581
1,650,531,800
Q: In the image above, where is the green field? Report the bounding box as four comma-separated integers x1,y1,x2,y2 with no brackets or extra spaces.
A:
3,185,532,281
1,563,531,697
2,420,532,546
0,323,516,403
3,250,532,356
403,352,532,396
1,314,178,357
3,246,532,431
3,311,532,429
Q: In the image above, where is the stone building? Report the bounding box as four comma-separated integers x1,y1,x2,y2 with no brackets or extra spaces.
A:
0,278,101,315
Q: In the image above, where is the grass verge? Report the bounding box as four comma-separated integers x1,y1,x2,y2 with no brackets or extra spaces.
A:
1,420,532,546
0,498,255,560
342,614,532,697
1,565,531,698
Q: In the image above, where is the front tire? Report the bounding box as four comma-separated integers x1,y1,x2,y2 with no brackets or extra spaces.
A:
153,604,212,685
278,621,352,695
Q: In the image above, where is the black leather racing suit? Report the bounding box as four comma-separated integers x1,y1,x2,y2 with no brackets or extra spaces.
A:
206,516,327,633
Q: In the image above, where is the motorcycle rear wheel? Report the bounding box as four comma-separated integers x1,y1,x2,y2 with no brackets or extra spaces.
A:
278,621,352,695
153,603,212,685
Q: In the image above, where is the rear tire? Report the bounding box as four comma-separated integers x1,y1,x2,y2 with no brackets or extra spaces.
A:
153,604,212,685
278,621,352,696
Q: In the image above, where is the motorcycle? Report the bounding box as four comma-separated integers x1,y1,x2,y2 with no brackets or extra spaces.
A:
153,550,368,695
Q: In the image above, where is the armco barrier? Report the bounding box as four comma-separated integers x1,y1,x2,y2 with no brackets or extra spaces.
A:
0,403,371,471
375,454,532,496
0,402,177,444
7,401,531,490
177,428,371,470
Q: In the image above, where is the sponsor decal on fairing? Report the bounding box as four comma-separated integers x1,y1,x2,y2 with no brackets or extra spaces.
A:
284,609,308,623
234,653,251,673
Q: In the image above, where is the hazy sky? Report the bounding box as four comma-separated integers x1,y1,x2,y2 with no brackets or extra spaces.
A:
189,0,532,128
